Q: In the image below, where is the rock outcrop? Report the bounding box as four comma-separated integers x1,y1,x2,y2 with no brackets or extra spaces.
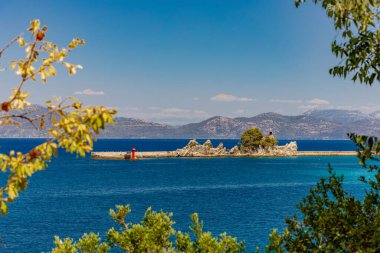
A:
175,140,228,157
174,139,297,157
251,141,297,156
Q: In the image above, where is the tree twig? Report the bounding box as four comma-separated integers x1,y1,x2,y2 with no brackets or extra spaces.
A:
0,35,21,58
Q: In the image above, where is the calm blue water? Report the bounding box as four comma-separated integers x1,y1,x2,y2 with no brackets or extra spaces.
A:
0,139,368,252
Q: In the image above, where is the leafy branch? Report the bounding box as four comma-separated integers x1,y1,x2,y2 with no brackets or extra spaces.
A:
0,20,116,215
296,0,380,85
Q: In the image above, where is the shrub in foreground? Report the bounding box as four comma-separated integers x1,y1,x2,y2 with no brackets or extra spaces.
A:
51,205,245,253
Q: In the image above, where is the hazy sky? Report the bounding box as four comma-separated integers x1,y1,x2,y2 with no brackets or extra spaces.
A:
1,1,380,124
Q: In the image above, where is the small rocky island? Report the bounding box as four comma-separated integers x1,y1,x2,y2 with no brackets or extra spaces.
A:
91,127,358,160
91,139,298,160
91,128,303,159
174,139,298,157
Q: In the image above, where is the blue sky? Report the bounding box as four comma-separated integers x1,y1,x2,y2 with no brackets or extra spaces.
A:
1,0,379,124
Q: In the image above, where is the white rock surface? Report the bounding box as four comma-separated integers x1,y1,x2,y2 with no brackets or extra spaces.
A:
174,139,298,157
176,139,228,156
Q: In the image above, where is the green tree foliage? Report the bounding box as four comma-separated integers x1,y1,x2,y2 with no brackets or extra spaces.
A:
295,0,380,85
260,136,278,149
240,128,263,150
0,20,116,215
240,128,278,151
256,1,380,252
262,163,380,252
51,205,245,253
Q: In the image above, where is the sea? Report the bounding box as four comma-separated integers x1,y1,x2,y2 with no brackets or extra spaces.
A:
0,139,369,252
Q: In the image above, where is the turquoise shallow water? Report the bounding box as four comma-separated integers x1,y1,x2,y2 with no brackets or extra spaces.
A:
0,139,368,252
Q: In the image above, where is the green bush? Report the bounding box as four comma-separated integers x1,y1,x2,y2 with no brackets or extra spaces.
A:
240,128,264,151
240,128,278,151
260,136,278,149
262,163,380,252
51,205,245,253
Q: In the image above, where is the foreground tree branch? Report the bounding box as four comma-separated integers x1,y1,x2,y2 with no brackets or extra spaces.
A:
295,0,380,85
0,20,116,216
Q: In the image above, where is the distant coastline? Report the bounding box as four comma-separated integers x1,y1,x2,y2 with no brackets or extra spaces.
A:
1,105,379,139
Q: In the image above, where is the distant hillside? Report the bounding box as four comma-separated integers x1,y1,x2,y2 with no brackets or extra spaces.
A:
0,105,50,138
1,107,379,139
100,117,175,138
303,109,370,124
168,111,372,139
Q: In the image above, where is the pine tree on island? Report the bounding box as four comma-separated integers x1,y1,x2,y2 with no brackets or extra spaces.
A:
239,128,278,152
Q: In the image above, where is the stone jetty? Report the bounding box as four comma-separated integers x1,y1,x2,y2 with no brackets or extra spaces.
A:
90,139,357,160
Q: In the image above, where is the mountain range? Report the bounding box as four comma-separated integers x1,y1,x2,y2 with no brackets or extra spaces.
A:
1,105,378,139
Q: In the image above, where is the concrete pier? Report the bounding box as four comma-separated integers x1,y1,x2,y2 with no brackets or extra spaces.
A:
91,150,358,160
297,151,357,156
